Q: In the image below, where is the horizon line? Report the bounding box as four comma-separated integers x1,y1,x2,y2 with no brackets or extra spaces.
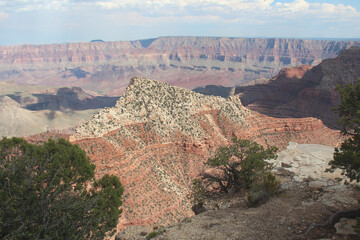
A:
1,36,360,47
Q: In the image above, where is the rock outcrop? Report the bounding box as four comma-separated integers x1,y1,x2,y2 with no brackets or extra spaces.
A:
1,37,359,95
269,142,358,208
236,47,360,128
70,77,342,231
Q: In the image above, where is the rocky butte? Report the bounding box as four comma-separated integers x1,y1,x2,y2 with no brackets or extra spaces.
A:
70,77,342,231
1,37,359,95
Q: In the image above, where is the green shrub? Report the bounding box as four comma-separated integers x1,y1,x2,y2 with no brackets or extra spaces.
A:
0,137,123,239
146,231,159,239
247,189,270,207
326,79,360,233
247,172,279,207
201,137,278,193
262,172,280,195
190,178,206,205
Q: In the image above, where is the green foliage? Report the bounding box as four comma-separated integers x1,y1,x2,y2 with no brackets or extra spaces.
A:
334,79,360,138
355,221,360,234
200,138,278,194
192,138,279,208
146,226,165,239
261,172,280,194
247,172,280,207
146,231,159,239
331,139,360,182
0,137,123,240
327,79,360,233
328,79,360,183
247,189,269,207
190,178,206,205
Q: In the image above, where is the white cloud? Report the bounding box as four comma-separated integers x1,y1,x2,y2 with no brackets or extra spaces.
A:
90,0,275,11
0,11,9,21
270,0,360,21
94,1,123,9
317,3,357,15
105,11,221,27
0,0,359,22
275,0,310,13
1,0,359,44
87,0,360,21
1,0,70,12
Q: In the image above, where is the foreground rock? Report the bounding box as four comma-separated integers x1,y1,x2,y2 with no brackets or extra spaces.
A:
116,143,360,240
70,77,342,232
270,143,358,208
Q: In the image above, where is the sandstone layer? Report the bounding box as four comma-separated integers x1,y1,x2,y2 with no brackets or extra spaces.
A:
1,37,359,95
236,47,360,129
70,77,342,231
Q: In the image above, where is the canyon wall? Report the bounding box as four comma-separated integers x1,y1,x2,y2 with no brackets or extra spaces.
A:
1,37,359,96
69,77,341,231
236,47,360,129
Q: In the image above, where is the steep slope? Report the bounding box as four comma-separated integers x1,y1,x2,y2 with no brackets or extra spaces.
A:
0,96,46,136
0,83,117,137
116,143,360,240
236,65,313,110
236,47,360,128
1,37,359,95
0,95,101,137
19,87,118,111
70,77,341,230
0,82,118,110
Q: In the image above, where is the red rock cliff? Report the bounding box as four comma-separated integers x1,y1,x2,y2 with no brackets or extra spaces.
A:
236,47,360,129
69,77,341,231
1,37,358,95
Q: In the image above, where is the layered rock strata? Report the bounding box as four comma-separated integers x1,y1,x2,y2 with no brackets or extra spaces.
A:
236,47,360,128
70,77,341,230
1,37,359,95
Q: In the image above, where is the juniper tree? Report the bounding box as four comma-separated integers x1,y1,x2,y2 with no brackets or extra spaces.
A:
0,137,123,240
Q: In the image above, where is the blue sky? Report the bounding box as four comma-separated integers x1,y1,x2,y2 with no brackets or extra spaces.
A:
0,0,359,45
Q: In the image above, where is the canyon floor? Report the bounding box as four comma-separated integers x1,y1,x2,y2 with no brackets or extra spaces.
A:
116,143,360,240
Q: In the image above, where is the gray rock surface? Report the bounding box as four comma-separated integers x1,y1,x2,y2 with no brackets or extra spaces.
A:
334,218,358,235
269,142,358,207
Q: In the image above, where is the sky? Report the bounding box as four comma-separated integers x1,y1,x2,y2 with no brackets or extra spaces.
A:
0,0,359,45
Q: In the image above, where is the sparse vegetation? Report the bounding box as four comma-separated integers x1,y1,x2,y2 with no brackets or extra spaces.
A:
146,231,159,239
247,172,280,207
294,80,360,238
146,225,166,239
327,79,360,232
190,178,206,206
192,138,278,207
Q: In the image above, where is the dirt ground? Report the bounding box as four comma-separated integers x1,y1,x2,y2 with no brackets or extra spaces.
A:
116,143,360,240
117,182,360,240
